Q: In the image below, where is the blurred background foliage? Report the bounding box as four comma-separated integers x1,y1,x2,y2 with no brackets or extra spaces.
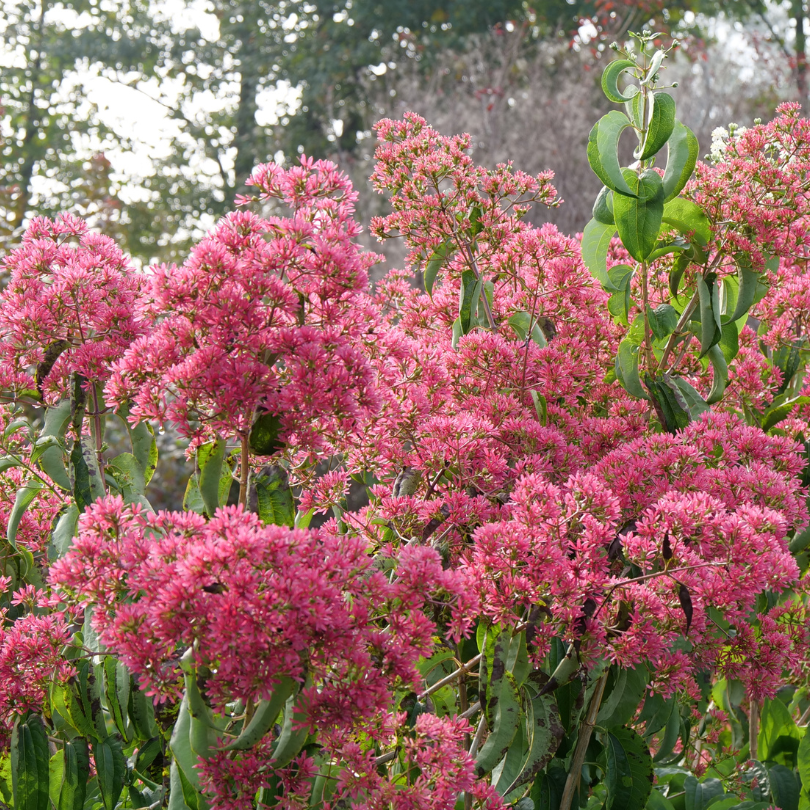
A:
1,0,806,264
0,0,806,505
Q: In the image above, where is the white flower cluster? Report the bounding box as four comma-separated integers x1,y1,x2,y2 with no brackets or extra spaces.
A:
709,123,748,164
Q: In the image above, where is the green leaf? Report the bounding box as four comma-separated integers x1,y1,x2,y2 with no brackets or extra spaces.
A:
249,412,283,456
647,788,677,810
729,258,760,322
475,673,522,775
662,198,711,245
669,253,691,299
759,699,802,762
608,264,635,325
48,504,80,562
640,92,676,160
653,699,682,762
684,776,724,810
663,121,700,202
198,437,226,518
718,321,740,364
11,715,50,810
170,696,200,792
108,453,147,504
57,740,89,810
530,391,547,426
587,112,637,198
424,239,454,297
581,219,618,290
508,311,533,342
36,401,72,490
116,405,158,485
270,689,311,767
615,339,648,400
8,482,44,550
502,691,564,793
254,466,295,527
459,268,483,334
598,667,648,729
479,623,511,728
594,186,615,225
605,727,654,810
670,378,710,421
768,764,799,810
696,275,721,358
225,677,297,751
92,737,125,810
602,59,639,103
706,345,728,405
774,340,804,396
614,169,665,261
649,305,678,342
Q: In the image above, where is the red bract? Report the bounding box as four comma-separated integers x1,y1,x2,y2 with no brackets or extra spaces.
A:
0,213,144,401
107,158,381,451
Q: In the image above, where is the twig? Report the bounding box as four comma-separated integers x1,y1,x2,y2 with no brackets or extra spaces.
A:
418,654,481,700
558,671,610,810
469,714,488,758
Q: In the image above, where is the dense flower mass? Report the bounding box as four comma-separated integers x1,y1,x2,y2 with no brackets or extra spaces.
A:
106,158,380,452
5,87,810,810
0,213,143,400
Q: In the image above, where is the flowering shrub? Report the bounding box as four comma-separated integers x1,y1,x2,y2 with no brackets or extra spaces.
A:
4,29,810,810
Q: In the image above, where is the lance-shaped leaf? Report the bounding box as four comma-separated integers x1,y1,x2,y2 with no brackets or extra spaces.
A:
663,121,699,202
198,437,226,518
116,404,158,485
56,740,89,810
639,92,676,160
683,776,724,810
581,219,618,291
226,677,298,751
615,339,649,400
604,727,653,810
271,689,312,767
11,716,50,810
254,466,295,527
598,667,648,729
8,482,44,550
459,269,484,334
661,198,711,245
729,257,760,322
593,186,615,225
613,169,665,261
587,112,637,198
475,672,522,775
601,59,639,103
652,700,681,762
92,737,125,810
36,400,72,490
249,412,282,456
424,239,454,297
706,345,728,405
607,265,634,326
503,690,563,793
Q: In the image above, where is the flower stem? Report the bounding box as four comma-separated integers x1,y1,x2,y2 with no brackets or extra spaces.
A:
239,433,250,507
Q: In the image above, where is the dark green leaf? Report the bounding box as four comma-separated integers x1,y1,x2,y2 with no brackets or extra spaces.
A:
602,59,639,103
613,169,665,261
706,345,728,405
663,121,699,202
57,740,89,810
254,466,295,527
684,776,724,810
249,412,283,456
594,186,615,225
640,92,676,160
615,339,648,400
605,727,653,810
198,437,226,517
582,219,619,290
598,667,648,729
459,269,483,334
11,716,50,810
92,737,125,810
424,239,454,297
587,112,637,198
767,764,799,810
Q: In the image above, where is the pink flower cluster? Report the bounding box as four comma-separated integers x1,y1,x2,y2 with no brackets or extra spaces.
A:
0,213,143,401
106,158,380,451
